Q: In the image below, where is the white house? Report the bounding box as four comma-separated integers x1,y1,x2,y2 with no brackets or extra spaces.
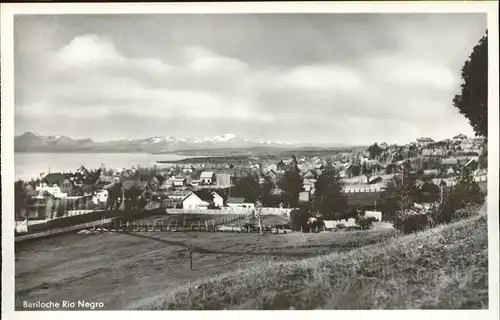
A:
36,183,67,198
452,133,468,142
92,189,108,205
212,192,224,207
172,177,187,187
200,171,215,185
226,197,255,210
182,190,224,210
364,211,382,221
417,137,435,147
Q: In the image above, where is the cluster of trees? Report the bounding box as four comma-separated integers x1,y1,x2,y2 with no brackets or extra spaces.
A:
230,155,303,208
381,168,485,234
367,143,383,160
452,32,488,138
374,31,489,234
232,154,389,232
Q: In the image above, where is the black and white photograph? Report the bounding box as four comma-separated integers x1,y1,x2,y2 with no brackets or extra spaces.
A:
1,1,499,315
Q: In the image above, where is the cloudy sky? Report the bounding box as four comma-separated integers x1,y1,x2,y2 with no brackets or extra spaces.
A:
14,13,486,145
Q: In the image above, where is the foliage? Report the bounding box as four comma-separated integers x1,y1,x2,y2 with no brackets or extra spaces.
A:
385,164,396,174
350,164,361,177
367,143,382,159
416,182,440,203
207,203,221,210
478,151,488,169
124,186,144,211
380,170,421,222
380,180,399,222
437,170,485,223
452,32,488,137
346,207,361,220
15,180,27,217
232,174,261,203
277,155,303,208
313,162,348,220
261,175,279,207
106,182,123,211
393,214,429,234
305,217,326,233
289,203,312,231
355,216,378,230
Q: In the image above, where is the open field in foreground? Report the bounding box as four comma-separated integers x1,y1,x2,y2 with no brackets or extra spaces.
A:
143,210,488,310
15,222,396,310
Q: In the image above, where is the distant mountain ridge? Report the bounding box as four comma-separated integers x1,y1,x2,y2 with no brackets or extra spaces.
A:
15,132,351,153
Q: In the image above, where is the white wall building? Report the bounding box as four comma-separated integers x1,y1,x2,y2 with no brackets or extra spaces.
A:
92,189,109,205
182,191,224,210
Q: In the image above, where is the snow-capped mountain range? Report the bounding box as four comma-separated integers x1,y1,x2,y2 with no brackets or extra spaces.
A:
14,132,298,153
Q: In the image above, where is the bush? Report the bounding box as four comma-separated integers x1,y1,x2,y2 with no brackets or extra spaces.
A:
207,203,221,210
335,223,346,230
394,214,429,234
307,218,325,232
435,172,485,224
355,216,378,230
290,203,312,231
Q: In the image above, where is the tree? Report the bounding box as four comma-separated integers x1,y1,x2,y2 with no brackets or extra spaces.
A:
15,180,27,217
350,164,361,177
277,155,303,207
106,182,122,211
290,203,312,231
85,168,103,196
124,186,144,211
313,162,348,220
260,175,277,207
414,182,440,203
232,174,261,203
380,170,420,222
380,180,400,222
452,32,488,138
367,143,382,159
355,216,378,230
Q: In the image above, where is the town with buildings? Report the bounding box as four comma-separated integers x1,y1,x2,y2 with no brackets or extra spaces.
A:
15,133,487,223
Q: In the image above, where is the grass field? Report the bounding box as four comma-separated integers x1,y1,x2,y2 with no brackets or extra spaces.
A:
15,199,487,310
15,222,396,310
143,204,488,310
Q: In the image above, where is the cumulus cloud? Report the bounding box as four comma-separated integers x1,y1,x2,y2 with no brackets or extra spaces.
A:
14,14,486,143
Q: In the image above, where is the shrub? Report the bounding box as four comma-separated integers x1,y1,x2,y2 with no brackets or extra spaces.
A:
335,223,346,230
355,216,378,230
308,217,325,232
394,214,429,234
435,171,485,224
207,203,221,210
290,203,312,231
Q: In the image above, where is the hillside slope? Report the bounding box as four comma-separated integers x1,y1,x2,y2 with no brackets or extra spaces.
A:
143,212,488,310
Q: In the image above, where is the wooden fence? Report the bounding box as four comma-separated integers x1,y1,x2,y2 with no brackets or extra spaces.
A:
15,218,115,242
107,213,249,233
166,207,294,216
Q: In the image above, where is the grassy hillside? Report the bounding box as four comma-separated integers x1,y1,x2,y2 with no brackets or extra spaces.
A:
144,213,488,310
15,220,396,310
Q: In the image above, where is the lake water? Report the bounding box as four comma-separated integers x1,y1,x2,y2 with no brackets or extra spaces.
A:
14,153,192,181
